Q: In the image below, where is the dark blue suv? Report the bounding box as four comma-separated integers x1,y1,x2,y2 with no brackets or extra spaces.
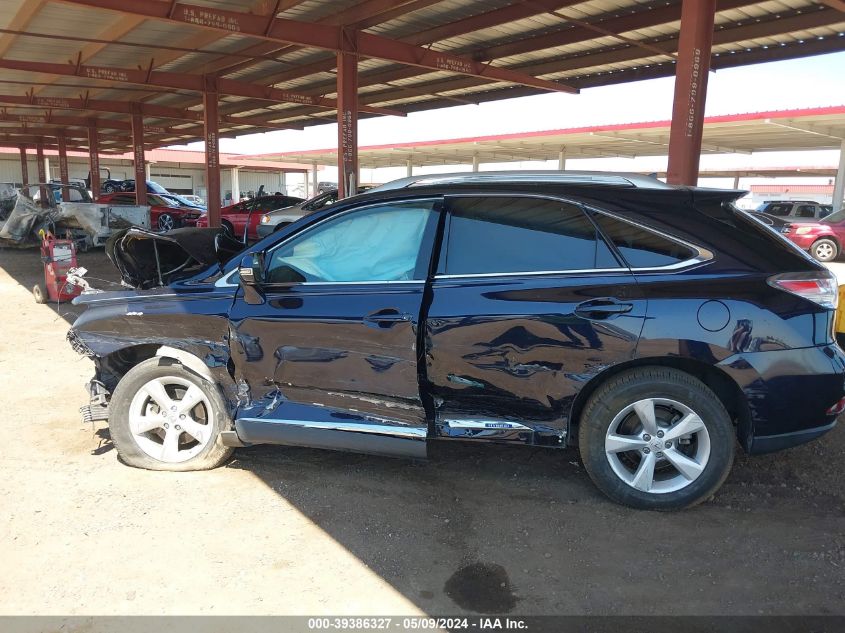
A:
68,172,845,510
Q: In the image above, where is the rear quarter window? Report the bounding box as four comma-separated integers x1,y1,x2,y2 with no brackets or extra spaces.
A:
591,212,697,268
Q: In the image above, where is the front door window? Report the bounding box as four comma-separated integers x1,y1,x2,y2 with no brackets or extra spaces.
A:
266,201,436,284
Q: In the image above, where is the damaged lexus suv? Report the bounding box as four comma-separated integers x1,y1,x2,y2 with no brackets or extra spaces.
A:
67,172,845,510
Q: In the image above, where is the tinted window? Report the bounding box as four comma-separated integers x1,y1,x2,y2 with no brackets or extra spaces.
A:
266,201,436,284
444,197,618,275
764,203,793,217
592,213,696,268
111,194,135,205
796,205,816,218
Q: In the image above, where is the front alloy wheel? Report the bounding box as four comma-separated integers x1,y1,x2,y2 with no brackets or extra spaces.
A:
128,376,214,463
579,366,734,510
108,357,234,471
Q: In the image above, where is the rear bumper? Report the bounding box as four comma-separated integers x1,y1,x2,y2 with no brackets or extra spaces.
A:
721,344,845,454
748,420,837,454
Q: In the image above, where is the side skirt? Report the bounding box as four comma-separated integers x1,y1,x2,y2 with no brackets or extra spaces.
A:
234,417,427,459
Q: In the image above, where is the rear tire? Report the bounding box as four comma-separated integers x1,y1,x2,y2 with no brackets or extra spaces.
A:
108,357,234,471
578,366,734,510
810,238,838,262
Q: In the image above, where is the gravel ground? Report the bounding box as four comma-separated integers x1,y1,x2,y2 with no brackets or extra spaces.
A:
0,247,843,616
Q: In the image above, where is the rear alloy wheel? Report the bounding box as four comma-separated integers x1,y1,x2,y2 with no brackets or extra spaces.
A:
108,357,233,471
810,238,838,262
157,213,176,232
578,367,734,510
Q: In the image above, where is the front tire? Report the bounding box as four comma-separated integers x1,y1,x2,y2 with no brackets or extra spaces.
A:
810,238,838,262
108,357,234,471
578,367,734,510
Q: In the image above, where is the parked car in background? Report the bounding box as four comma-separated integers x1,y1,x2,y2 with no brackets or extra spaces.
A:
69,171,845,510
160,193,206,210
317,181,337,194
35,182,94,203
98,192,202,231
181,194,205,207
758,200,832,220
101,179,170,195
255,187,372,238
195,194,304,241
747,211,839,261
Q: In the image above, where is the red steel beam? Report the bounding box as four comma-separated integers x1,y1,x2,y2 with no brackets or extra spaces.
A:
0,58,404,117
0,93,203,121
18,144,28,186
203,86,221,227
57,133,70,201
667,0,716,185
131,107,148,206
337,50,357,200
55,0,576,94
88,120,100,196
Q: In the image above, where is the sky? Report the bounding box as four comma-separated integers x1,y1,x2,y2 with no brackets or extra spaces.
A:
179,50,845,188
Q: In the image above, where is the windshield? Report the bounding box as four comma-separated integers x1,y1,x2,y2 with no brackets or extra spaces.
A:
147,181,169,194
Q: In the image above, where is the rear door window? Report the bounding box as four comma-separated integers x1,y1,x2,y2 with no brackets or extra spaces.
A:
442,197,619,275
590,213,697,268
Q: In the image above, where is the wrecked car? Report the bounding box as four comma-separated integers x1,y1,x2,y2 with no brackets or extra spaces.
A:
67,172,845,510
0,183,150,248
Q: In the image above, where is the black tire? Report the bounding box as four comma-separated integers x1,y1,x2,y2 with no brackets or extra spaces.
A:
578,366,735,510
810,238,838,262
103,183,117,193
108,357,234,472
32,282,47,304
273,221,291,233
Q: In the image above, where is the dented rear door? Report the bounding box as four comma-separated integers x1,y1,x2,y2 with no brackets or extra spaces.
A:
425,195,646,444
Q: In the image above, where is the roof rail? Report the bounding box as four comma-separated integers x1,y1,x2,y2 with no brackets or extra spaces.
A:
370,170,672,193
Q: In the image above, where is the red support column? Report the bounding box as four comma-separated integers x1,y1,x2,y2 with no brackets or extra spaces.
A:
57,133,70,202
131,106,148,206
666,0,716,186
88,120,101,198
18,144,28,188
35,140,47,205
203,83,221,227
336,49,358,199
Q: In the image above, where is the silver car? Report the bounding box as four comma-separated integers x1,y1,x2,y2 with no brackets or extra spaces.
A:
256,188,368,238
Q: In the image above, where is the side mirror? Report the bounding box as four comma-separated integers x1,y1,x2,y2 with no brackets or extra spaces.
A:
238,252,264,287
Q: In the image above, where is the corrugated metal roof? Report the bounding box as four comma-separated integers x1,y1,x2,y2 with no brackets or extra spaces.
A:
0,0,840,151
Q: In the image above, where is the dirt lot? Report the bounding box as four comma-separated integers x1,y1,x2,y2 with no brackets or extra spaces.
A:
0,247,843,616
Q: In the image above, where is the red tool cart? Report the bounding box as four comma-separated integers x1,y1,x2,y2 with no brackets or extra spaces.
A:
32,229,83,304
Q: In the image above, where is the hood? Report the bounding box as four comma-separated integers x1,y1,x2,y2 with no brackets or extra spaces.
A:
105,226,244,289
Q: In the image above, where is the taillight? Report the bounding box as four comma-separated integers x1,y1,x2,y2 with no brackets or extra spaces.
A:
768,272,839,309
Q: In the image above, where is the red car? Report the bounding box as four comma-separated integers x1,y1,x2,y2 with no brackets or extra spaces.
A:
789,223,839,262
196,194,304,241
98,192,203,232
751,211,839,262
